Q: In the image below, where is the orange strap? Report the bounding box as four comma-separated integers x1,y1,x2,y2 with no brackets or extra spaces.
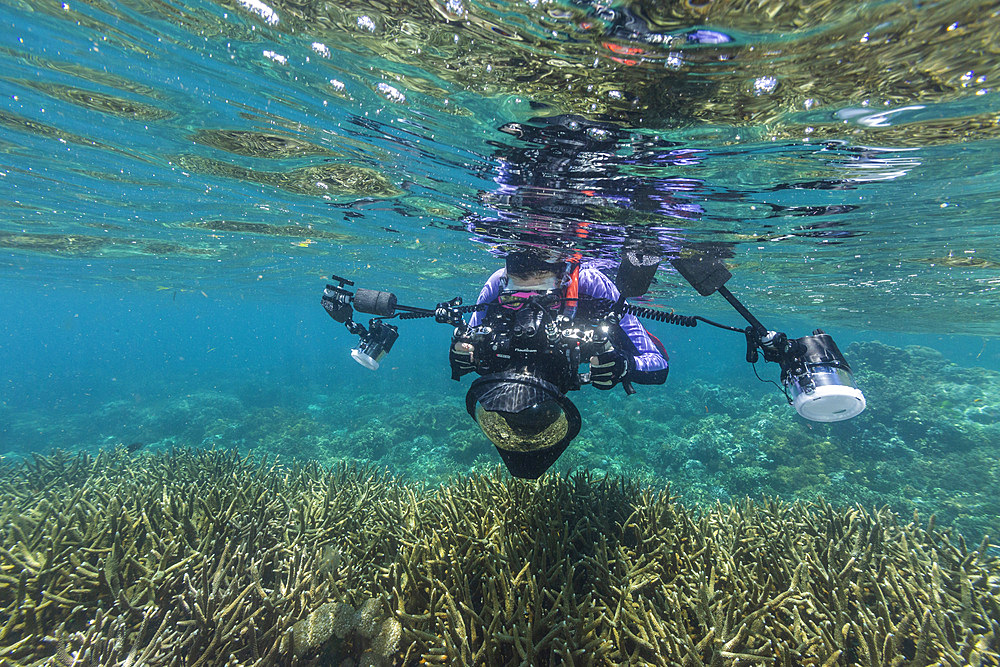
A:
564,254,581,313
566,221,589,311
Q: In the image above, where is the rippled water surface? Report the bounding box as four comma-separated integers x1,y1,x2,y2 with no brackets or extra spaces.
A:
2,0,999,335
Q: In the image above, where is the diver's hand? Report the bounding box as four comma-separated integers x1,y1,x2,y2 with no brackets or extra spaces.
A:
450,338,476,379
590,350,631,390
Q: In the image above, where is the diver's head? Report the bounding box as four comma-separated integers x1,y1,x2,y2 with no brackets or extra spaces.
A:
505,247,565,291
466,369,581,479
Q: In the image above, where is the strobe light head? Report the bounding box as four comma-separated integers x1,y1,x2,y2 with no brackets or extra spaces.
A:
351,320,398,371
780,330,866,422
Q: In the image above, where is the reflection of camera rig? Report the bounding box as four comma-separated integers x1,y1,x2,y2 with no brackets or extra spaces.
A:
322,251,866,422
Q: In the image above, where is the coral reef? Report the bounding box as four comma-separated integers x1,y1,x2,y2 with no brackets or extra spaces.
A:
0,447,998,665
10,79,174,120
7,342,999,545
190,129,337,159
0,230,216,259
0,448,401,666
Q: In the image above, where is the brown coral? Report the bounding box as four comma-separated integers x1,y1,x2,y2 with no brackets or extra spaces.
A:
0,447,996,665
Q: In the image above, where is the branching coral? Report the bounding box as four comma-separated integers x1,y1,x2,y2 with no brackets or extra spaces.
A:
0,447,997,665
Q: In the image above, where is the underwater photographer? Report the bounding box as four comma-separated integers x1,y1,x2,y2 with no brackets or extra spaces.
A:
321,245,867,480
321,110,867,480
447,246,669,478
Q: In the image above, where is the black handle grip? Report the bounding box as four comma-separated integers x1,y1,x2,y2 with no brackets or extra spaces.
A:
353,288,397,316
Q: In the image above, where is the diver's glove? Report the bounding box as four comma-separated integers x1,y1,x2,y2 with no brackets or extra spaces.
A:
450,334,476,380
590,350,632,390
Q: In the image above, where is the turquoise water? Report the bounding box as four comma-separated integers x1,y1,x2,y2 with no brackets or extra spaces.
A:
2,0,1000,536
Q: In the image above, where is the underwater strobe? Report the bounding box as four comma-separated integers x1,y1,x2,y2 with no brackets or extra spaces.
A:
321,276,400,370
672,253,866,423
763,330,866,422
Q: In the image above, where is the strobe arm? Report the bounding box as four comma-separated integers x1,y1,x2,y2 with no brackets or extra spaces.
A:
717,285,767,338
670,255,781,358
322,274,479,370
669,257,865,422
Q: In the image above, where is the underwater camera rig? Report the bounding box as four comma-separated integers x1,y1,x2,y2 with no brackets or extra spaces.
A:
670,253,866,422
321,250,866,424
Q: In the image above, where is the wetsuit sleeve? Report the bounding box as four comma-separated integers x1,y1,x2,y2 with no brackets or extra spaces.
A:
468,268,507,327
579,267,668,385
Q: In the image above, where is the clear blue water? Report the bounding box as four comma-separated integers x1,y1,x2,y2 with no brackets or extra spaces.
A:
2,0,1000,528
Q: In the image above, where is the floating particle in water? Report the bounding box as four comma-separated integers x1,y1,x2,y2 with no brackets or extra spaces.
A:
311,42,330,58
357,15,376,32
753,76,779,95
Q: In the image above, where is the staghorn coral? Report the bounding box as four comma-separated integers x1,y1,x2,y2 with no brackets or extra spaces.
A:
0,447,398,665
0,447,997,665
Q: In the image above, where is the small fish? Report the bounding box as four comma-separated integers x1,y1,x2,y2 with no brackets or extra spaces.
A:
126,441,145,453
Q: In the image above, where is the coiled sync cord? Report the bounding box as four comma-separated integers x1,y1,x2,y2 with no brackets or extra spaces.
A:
398,300,742,334
619,303,698,327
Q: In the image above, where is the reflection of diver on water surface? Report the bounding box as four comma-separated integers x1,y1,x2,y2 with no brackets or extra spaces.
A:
490,115,705,219
468,113,707,257
574,1,733,47
467,113,872,256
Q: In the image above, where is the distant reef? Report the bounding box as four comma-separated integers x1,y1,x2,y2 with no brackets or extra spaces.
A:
0,447,997,665
4,340,1000,543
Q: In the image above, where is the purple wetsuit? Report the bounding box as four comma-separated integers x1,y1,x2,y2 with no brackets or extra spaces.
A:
469,266,668,384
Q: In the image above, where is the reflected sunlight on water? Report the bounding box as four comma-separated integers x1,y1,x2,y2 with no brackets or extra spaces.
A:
0,0,998,332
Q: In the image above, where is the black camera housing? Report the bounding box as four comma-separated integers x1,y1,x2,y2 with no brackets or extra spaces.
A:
464,297,616,393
